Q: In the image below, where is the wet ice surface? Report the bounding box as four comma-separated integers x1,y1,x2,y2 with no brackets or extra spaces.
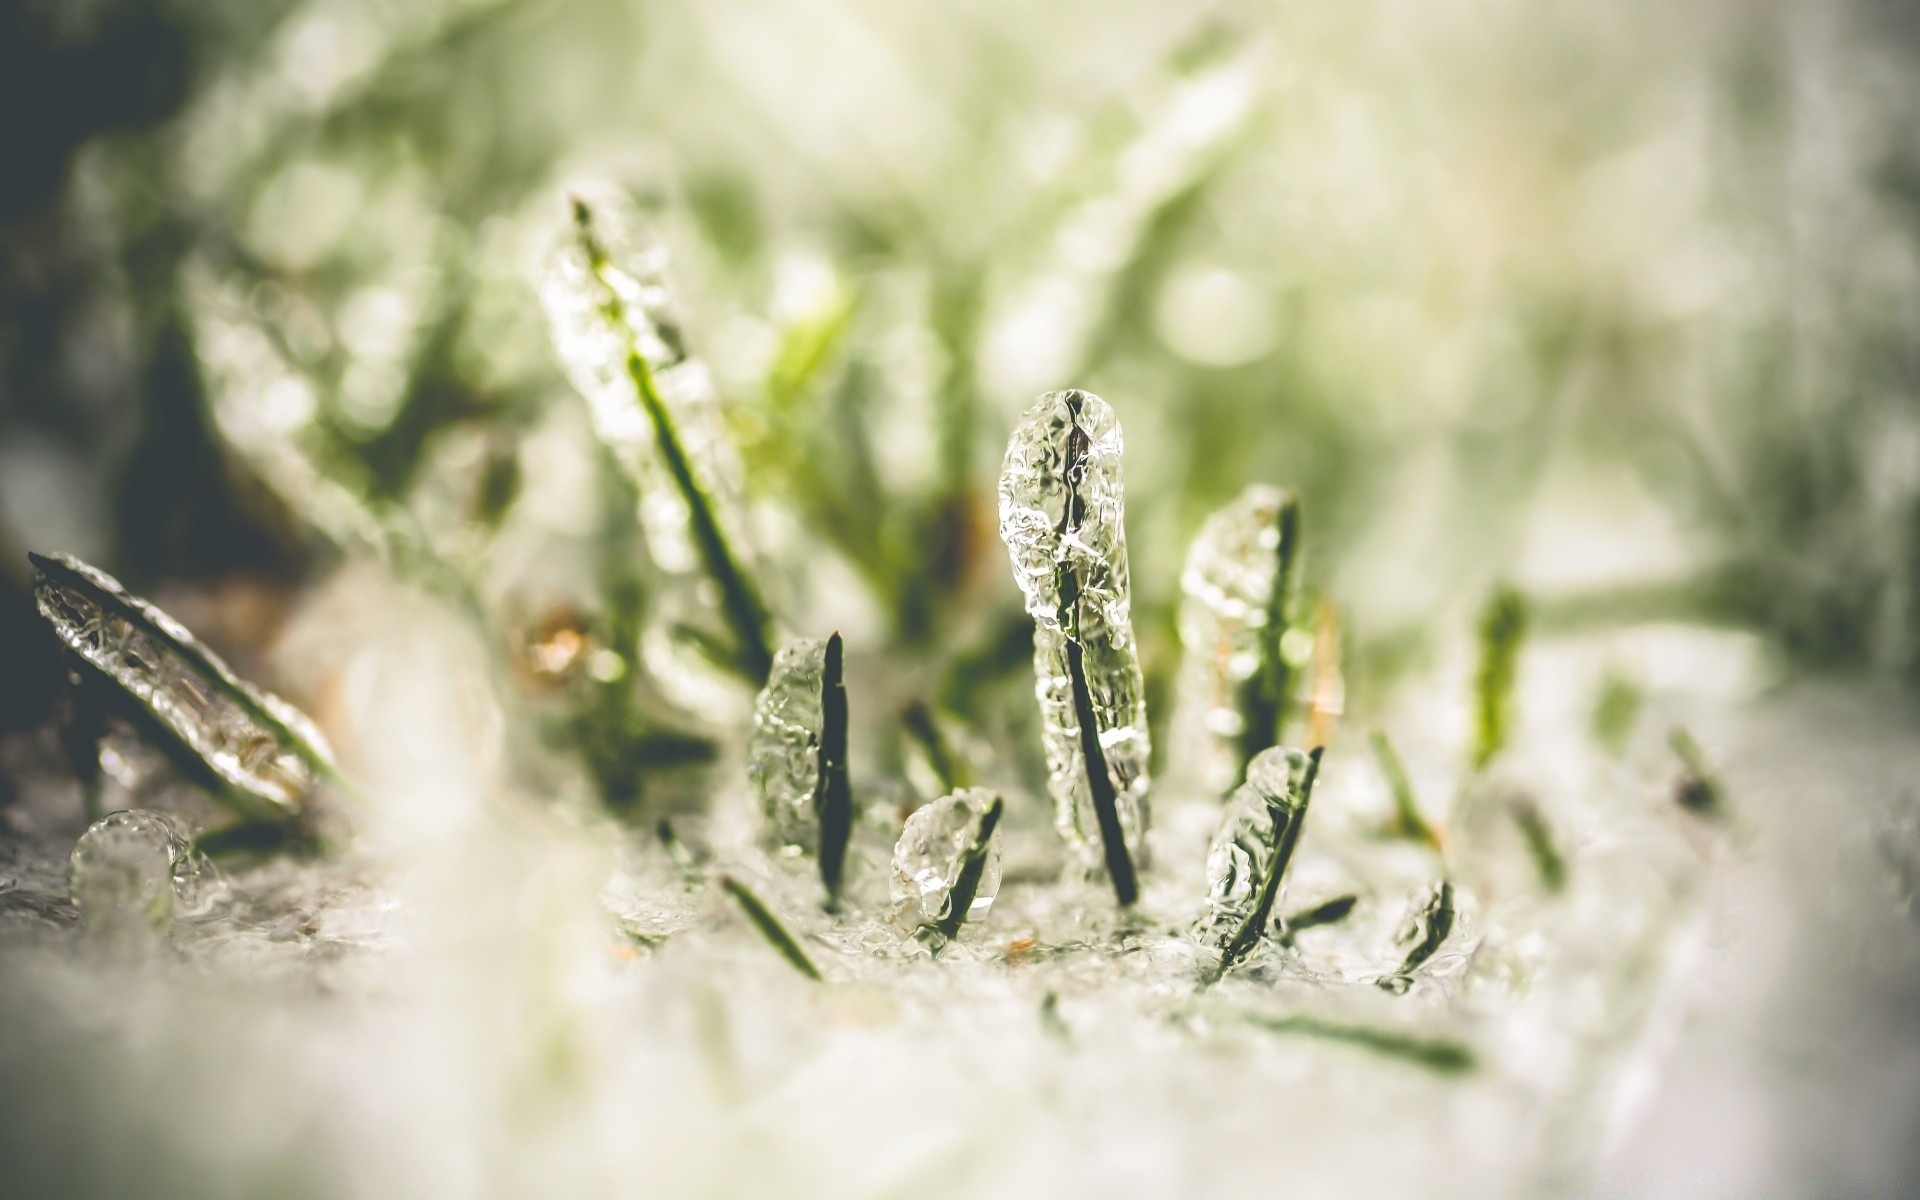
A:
68,811,224,934
998,390,1151,873
889,789,1003,936
747,637,828,854
2,663,1919,1195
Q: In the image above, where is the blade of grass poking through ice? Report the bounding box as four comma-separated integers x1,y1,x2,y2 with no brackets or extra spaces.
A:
814,633,853,904
1235,493,1301,779
29,553,343,822
1201,746,1322,981
1238,1011,1477,1076
1369,730,1441,854
719,875,821,982
1471,585,1528,770
1379,880,1456,994
932,795,1004,941
999,390,1151,907
1509,797,1567,892
550,195,775,683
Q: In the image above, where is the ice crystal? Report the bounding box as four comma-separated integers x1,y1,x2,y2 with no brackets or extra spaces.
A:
1172,485,1299,794
1379,880,1457,994
890,788,1004,938
68,810,223,934
1200,746,1318,971
540,187,773,685
998,389,1150,896
30,553,336,820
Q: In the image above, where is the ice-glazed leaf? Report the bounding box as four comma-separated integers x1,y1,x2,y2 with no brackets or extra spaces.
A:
998,389,1149,904
889,789,1004,942
30,552,339,821
541,188,775,685
1200,745,1320,976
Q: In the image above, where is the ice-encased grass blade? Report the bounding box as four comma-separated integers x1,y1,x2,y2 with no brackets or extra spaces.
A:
1279,892,1357,945
1471,586,1527,770
1378,879,1457,994
1509,796,1567,892
1200,745,1320,978
1235,1010,1477,1076
998,389,1149,905
542,190,775,684
889,789,1005,943
746,634,853,902
30,552,340,822
719,875,821,981
1172,485,1300,794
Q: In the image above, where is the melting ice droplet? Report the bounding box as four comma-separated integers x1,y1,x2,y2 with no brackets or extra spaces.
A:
998,390,1150,903
30,552,336,821
746,634,852,897
1200,745,1319,973
890,789,1004,940
540,188,774,685
1171,485,1299,794
68,810,223,935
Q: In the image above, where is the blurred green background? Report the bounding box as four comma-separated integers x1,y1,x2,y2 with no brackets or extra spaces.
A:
4,0,1919,745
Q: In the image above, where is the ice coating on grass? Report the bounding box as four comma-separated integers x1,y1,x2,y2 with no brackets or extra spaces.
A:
31,553,330,818
1200,746,1313,955
539,187,771,693
998,389,1150,870
747,637,828,853
1173,485,1295,794
68,810,223,934
890,788,1003,934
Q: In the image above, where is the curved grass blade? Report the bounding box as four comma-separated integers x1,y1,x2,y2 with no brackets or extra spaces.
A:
719,875,821,982
1378,879,1456,994
1238,1011,1477,1075
1369,730,1441,854
1278,892,1357,946
29,552,341,821
1471,586,1528,770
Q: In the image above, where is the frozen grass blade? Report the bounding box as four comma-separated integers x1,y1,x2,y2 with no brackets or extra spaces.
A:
551,194,775,683
1669,727,1726,819
1471,586,1528,770
901,700,971,793
1369,730,1441,854
1238,1011,1478,1075
1279,892,1357,945
719,875,821,982
29,552,342,822
1235,492,1301,778
815,632,852,904
999,389,1150,906
1201,746,1322,981
1379,879,1456,994
932,794,1004,941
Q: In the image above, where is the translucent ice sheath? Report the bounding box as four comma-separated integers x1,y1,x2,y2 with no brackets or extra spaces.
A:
541,191,775,683
1171,485,1299,795
746,633,852,901
998,389,1149,904
1200,746,1320,976
30,552,341,821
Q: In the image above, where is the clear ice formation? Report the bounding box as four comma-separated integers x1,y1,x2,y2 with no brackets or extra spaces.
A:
30,553,334,820
1172,485,1298,795
540,187,773,684
1379,879,1457,994
68,810,223,934
998,390,1151,887
1200,746,1317,966
890,788,1004,937
747,637,833,856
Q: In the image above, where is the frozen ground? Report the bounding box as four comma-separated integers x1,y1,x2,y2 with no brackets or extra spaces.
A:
0,635,1916,1198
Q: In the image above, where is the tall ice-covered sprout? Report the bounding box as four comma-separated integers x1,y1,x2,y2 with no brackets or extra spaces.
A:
999,390,1150,903
539,188,775,687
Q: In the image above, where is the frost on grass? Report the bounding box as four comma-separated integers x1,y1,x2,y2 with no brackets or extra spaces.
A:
1199,746,1318,973
889,788,1004,941
68,810,223,936
1172,485,1300,794
999,389,1150,897
540,186,774,688
30,552,336,821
